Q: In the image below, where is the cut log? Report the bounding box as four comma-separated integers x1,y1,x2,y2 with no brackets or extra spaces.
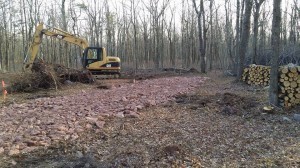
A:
290,66,298,73
283,81,290,87
281,67,289,74
291,81,298,88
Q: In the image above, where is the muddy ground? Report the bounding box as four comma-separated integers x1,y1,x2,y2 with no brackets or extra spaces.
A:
0,70,299,168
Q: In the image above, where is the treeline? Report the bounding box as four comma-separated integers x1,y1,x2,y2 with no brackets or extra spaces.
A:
0,0,299,73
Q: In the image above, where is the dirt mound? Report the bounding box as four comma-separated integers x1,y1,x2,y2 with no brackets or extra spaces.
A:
217,92,258,109
121,68,200,80
175,92,259,116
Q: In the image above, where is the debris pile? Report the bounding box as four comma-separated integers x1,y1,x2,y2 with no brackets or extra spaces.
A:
8,60,93,92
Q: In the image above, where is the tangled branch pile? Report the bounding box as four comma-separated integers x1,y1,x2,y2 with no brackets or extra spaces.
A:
8,60,93,92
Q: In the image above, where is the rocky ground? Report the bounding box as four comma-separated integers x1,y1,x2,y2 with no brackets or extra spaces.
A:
0,70,299,167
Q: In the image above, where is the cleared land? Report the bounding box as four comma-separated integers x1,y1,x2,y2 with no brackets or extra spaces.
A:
0,70,299,168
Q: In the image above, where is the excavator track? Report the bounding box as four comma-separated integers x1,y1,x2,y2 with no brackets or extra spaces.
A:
92,74,120,79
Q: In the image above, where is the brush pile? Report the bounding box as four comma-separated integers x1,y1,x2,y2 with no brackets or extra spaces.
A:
8,60,93,92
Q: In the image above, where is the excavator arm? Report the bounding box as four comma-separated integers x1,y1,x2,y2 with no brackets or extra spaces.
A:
23,23,89,69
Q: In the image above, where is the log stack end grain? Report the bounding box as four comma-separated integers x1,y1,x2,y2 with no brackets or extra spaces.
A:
242,64,270,86
242,64,300,108
278,64,300,107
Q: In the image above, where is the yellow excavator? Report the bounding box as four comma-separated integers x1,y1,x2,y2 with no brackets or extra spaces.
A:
23,23,121,78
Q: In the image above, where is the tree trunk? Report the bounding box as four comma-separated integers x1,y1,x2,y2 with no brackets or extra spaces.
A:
237,0,253,80
192,0,206,73
252,0,265,64
269,0,282,106
234,0,240,75
209,0,214,70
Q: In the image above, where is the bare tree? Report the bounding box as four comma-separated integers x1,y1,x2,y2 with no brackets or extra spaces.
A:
224,0,234,70
233,0,241,74
144,0,170,69
192,0,207,73
208,0,214,70
61,0,69,66
269,0,282,106
237,0,253,80
130,0,140,70
252,0,265,64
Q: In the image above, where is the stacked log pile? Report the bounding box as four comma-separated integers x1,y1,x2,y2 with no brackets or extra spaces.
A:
278,66,300,107
242,64,270,86
242,64,300,107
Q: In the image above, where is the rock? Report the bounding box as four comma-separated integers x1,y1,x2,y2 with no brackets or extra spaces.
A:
282,117,292,123
95,121,105,128
64,80,74,85
75,128,84,133
122,97,128,102
16,143,26,150
57,126,68,132
293,114,300,122
11,159,17,166
64,135,70,140
0,147,4,154
221,106,238,115
145,100,156,107
8,148,20,156
0,139,3,146
115,112,124,118
125,112,139,118
38,141,49,146
49,134,62,141
86,123,93,129
21,147,38,154
13,136,22,143
30,129,41,136
68,128,75,134
71,134,79,140
86,117,98,123
98,116,105,121
24,140,37,147
76,151,84,158
136,105,144,110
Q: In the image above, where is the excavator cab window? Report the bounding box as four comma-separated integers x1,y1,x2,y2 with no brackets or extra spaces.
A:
82,47,103,67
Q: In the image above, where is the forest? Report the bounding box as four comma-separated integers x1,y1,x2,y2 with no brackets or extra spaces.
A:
0,0,298,72
0,0,300,167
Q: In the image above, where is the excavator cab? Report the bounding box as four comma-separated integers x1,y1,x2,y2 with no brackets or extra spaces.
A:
82,47,121,78
82,47,103,66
